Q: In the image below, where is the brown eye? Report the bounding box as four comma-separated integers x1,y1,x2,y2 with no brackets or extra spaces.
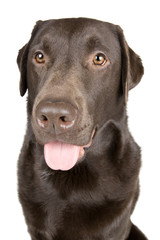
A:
93,53,106,66
35,52,46,64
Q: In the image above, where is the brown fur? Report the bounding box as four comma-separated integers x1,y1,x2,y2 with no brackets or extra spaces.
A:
17,18,147,240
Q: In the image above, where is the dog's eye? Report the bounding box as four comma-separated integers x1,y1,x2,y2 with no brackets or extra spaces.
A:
93,53,106,66
35,52,46,64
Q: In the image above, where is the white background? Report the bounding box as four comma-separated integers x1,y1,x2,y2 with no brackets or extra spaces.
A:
0,0,160,239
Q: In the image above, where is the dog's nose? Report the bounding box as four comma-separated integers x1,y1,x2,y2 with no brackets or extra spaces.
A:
36,101,78,132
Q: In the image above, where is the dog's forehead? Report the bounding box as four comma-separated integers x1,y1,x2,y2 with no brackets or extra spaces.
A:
32,18,118,50
41,18,115,35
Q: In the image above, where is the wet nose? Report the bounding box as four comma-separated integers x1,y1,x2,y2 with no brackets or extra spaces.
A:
36,101,78,133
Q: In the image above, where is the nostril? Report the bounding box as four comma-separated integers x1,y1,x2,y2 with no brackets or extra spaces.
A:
41,115,48,122
59,116,66,122
37,115,49,128
58,116,75,129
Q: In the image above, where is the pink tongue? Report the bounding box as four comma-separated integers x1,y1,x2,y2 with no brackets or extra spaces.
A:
44,142,83,171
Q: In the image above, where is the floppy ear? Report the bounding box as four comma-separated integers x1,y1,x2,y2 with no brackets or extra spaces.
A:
17,20,43,97
17,44,29,96
116,26,144,104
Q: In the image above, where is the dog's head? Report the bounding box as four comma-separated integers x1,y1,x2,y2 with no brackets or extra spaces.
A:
17,18,143,170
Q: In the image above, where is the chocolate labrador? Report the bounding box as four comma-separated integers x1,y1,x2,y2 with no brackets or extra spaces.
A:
17,18,148,240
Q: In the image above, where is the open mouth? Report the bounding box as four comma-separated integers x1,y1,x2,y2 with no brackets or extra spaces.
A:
44,130,95,171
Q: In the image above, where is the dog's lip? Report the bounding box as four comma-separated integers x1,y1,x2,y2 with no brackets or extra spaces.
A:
76,128,96,160
57,128,96,160
54,126,96,147
83,128,95,148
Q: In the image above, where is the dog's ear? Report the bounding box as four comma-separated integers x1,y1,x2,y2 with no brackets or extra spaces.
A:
116,26,144,104
17,20,43,96
17,44,29,96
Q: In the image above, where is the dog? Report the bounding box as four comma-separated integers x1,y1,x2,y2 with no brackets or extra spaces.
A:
17,18,148,240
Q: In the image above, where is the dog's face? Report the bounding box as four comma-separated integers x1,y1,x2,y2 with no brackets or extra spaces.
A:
17,18,143,170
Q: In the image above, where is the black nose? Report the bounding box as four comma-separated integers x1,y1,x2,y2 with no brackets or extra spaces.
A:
36,101,78,133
